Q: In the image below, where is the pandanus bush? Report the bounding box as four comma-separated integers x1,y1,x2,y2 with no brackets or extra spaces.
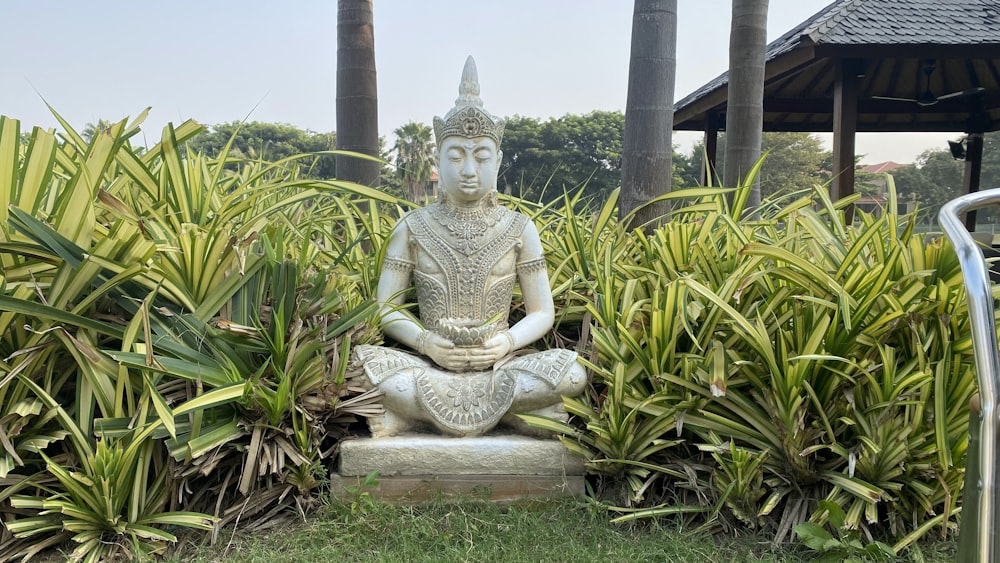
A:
0,111,401,561
531,171,977,552
0,107,978,559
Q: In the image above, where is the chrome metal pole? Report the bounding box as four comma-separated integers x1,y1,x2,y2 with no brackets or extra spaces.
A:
939,189,1000,563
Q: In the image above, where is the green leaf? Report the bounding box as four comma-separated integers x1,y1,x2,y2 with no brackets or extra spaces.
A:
795,522,835,551
123,523,177,542
819,470,882,501
0,116,20,226
0,295,124,338
104,352,235,388
817,499,846,529
7,206,86,268
134,511,217,529
146,374,176,439
174,382,247,416
5,516,64,538
609,505,707,523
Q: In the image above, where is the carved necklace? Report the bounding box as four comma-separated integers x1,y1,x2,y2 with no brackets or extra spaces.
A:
429,195,504,254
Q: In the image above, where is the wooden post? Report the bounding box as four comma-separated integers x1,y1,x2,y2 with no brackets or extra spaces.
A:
701,111,720,186
832,59,860,223
964,132,985,231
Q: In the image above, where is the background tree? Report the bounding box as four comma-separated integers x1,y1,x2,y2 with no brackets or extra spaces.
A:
723,0,768,212
620,0,677,228
892,149,965,224
755,131,828,199
336,0,380,187
978,132,1000,191
392,121,435,203
500,111,624,203
186,121,337,178
498,111,696,205
671,149,700,189
968,132,1000,223
82,119,113,143
885,132,1000,224
497,115,547,199
378,135,406,200
692,132,830,199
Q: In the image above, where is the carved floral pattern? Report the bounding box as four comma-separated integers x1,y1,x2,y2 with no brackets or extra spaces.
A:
447,378,486,411
484,276,517,323
416,368,517,434
413,271,449,328
354,345,579,435
408,204,526,329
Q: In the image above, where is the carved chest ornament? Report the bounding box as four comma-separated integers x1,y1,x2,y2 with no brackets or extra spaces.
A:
408,203,525,329
429,195,505,254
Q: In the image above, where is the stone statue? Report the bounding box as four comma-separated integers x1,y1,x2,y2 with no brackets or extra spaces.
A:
354,56,587,438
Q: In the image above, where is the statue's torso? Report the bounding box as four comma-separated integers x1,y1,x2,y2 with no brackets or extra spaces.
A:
406,203,527,330
357,200,583,437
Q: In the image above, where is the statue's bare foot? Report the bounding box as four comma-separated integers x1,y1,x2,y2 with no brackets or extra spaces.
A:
501,403,568,437
535,402,569,423
368,409,412,438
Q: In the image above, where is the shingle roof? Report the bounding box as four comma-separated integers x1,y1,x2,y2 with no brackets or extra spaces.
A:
676,0,1000,113
673,0,1000,133
860,161,905,173
804,0,1000,46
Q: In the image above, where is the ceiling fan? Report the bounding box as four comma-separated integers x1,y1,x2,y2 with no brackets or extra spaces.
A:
873,62,985,107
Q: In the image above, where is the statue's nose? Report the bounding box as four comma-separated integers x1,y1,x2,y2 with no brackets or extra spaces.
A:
461,158,476,178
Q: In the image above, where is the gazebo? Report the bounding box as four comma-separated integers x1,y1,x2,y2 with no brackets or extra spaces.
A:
673,0,1000,226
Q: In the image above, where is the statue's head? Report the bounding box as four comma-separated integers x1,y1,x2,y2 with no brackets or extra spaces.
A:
433,57,505,205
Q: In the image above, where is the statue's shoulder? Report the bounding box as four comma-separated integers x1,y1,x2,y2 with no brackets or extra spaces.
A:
498,205,530,230
397,208,421,224
394,208,432,233
401,207,434,236
507,208,538,237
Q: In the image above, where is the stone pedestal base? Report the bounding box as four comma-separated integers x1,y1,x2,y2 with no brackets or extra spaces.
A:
338,435,585,500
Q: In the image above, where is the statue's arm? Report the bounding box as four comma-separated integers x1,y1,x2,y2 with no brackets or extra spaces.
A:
376,219,424,349
377,219,460,368
508,220,555,349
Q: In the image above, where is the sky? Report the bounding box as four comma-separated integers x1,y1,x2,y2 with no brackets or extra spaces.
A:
1,1,959,165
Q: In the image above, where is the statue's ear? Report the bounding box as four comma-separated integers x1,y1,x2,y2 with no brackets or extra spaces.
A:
498,149,503,163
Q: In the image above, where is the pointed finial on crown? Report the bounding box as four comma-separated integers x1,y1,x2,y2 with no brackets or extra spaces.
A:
456,56,482,108
433,56,505,147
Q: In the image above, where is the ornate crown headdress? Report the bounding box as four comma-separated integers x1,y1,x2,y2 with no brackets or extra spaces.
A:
433,56,505,147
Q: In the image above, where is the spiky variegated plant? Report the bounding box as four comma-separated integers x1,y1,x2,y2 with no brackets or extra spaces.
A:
0,106,980,560
527,169,978,552
0,112,398,561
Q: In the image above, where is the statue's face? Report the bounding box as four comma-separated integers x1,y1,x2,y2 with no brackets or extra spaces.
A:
437,136,501,205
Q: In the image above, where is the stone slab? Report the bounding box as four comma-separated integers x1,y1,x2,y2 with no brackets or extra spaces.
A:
333,474,585,501
339,435,586,477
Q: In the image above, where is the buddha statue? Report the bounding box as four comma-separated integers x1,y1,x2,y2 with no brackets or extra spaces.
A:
354,56,587,438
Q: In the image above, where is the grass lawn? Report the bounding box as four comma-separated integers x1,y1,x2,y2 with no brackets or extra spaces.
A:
146,495,958,563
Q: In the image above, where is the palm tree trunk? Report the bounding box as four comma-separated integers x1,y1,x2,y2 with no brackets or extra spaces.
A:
723,0,768,212
620,0,677,230
408,180,423,205
336,0,380,187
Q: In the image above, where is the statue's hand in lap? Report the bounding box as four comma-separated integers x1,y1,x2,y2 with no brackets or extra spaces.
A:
423,331,514,372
